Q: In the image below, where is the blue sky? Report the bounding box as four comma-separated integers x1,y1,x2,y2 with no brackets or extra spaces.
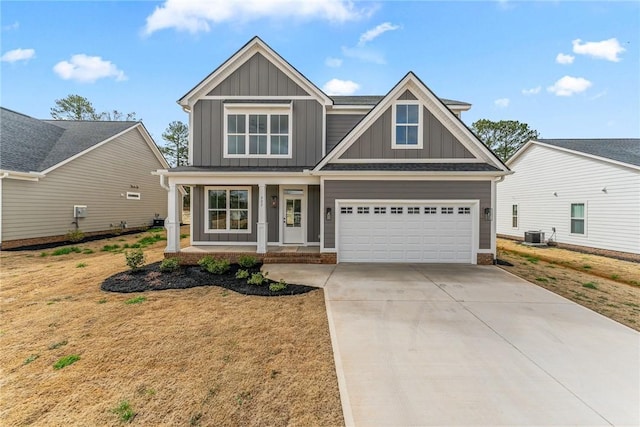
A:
2,1,639,147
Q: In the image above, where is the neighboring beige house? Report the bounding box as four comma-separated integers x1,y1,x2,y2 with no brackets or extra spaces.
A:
0,107,170,249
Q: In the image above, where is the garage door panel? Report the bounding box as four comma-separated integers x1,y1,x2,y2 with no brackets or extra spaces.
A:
338,202,474,263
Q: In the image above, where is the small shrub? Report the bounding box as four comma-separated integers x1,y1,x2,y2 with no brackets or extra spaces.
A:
198,256,230,274
583,282,598,290
160,258,180,273
247,271,268,286
125,296,146,305
53,354,80,370
76,262,87,268
269,279,288,292
49,340,68,350
237,254,258,268
24,354,40,365
66,229,85,243
124,249,145,271
235,269,249,279
112,400,136,423
52,246,82,256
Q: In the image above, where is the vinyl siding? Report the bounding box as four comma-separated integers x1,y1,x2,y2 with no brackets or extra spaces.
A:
208,52,309,97
323,180,491,250
326,114,364,153
192,99,323,167
338,107,474,160
497,144,640,254
1,128,167,242
307,185,320,243
267,185,279,243
192,185,259,243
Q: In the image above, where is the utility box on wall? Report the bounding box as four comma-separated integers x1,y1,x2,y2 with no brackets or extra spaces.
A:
74,205,88,218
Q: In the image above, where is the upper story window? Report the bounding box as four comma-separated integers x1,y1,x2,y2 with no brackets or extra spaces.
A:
392,101,422,149
224,104,291,158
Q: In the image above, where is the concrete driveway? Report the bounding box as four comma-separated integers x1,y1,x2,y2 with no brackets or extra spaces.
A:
268,263,640,426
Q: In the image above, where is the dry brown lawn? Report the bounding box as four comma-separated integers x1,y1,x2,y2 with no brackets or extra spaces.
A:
498,238,640,331
0,229,344,426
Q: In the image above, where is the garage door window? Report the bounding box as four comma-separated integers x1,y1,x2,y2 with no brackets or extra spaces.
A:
374,207,386,214
341,207,353,214
424,207,437,214
390,207,403,214
441,207,454,215
357,207,370,214
458,207,471,215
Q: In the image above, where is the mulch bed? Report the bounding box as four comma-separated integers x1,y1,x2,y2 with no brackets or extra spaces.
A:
101,262,318,296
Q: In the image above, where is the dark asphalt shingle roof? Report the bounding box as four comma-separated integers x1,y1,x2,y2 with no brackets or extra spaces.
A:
331,96,470,106
538,139,640,167
169,165,310,173
321,163,501,172
1,107,137,173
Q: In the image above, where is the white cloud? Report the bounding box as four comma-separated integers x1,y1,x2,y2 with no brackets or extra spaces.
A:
521,86,541,96
572,38,625,62
494,98,510,108
2,22,19,31
53,54,127,83
325,57,342,68
358,22,400,46
555,53,574,65
547,76,592,96
1,48,35,63
341,46,385,64
322,78,360,95
144,0,372,35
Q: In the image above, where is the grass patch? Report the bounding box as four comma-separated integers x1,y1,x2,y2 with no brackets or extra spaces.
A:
76,262,87,268
624,302,640,308
40,252,48,257
523,254,539,264
125,296,146,305
53,354,80,370
98,298,108,304
180,234,189,239
582,265,592,270
112,400,136,423
52,246,82,256
582,282,598,290
49,340,68,350
611,274,620,280
137,233,166,248
535,277,549,283
23,354,40,365
101,244,121,252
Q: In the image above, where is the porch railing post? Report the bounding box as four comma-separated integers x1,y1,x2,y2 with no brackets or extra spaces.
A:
257,183,267,254
165,181,181,253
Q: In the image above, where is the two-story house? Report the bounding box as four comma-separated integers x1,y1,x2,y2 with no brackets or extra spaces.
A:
157,37,509,264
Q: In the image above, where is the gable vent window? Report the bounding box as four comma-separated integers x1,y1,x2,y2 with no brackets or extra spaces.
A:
392,101,422,149
458,207,471,215
424,207,437,214
224,105,291,158
374,207,386,214
357,207,370,214
441,207,454,215
341,207,353,214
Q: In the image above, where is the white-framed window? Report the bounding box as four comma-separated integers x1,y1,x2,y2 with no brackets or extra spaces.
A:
224,105,291,158
392,101,423,149
205,187,251,233
512,204,518,228
570,203,586,235
126,192,140,200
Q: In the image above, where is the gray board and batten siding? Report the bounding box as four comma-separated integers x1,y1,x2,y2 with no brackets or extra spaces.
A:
323,180,492,250
338,106,475,160
192,184,320,244
1,128,167,242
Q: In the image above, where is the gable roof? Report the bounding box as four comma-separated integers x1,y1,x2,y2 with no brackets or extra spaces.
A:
178,36,332,108
331,95,471,109
0,107,168,176
315,72,509,173
508,139,640,170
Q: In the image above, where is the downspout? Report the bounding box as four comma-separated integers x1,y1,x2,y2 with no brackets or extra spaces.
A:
0,173,7,248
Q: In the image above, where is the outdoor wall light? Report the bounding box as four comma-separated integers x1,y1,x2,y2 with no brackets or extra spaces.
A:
326,207,332,221
271,195,278,208
602,187,608,193
484,207,493,221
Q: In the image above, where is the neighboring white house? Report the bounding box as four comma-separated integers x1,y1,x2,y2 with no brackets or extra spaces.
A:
497,139,640,255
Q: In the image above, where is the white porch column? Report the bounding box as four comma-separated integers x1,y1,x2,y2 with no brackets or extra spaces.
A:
257,183,268,254
165,181,181,253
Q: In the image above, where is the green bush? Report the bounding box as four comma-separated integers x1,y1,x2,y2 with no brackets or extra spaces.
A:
247,272,268,286
160,257,180,273
66,229,85,243
124,249,145,271
269,279,288,292
235,269,249,279
237,254,258,268
198,256,230,275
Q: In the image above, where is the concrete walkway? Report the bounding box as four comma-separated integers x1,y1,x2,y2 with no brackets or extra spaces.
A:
266,263,640,426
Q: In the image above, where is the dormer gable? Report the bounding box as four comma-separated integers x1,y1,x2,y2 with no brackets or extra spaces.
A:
315,72,508,172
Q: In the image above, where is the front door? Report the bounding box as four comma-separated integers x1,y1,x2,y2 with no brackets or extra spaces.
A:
283,190,304,244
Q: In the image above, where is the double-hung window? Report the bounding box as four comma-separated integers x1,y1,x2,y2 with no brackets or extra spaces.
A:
205,187,251,233
392,101,422,148
570,203,585,235
225,105,291,158
512,204,518,228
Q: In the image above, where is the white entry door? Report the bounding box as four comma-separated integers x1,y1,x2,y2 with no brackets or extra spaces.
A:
283,190,304,244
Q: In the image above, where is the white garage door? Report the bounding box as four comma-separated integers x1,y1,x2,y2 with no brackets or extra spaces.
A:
337,202,474,263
